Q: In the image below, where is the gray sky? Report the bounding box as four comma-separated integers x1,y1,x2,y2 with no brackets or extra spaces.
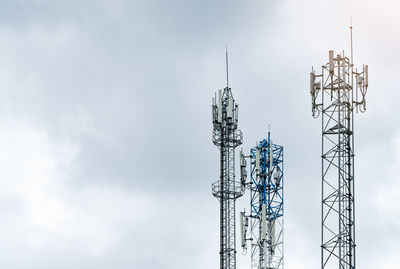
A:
0,0,399,268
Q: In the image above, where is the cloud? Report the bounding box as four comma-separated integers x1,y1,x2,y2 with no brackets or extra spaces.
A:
0,0,398,268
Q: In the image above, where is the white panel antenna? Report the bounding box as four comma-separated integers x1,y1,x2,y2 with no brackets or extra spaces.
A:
261,204,266,240
240,212,245,247
255,149,260,171
271,220,276,252
315,81,321,90
329,50,334,73
310,72,315,93
227,97,233,118
274,170,281,186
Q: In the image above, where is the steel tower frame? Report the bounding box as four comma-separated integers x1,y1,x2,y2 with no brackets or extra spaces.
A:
212,84,244,269
240,132,284,269
310,48,368,269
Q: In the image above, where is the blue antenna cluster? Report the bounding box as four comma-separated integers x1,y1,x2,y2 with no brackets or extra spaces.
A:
240,132,284,269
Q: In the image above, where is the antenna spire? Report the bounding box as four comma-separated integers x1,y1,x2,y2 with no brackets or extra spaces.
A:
226,47,229,88
350,17,354,65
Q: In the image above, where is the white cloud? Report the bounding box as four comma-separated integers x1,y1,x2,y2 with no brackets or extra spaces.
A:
0,118,151,266
0,0,398,268
0,116,221,268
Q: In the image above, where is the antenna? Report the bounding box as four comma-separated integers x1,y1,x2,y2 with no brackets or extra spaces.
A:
226,47,229,88
350,17,354,65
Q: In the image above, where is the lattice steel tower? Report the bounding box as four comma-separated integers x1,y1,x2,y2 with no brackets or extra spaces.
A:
211,52,244,269
240,132,284,269
309,26,368,269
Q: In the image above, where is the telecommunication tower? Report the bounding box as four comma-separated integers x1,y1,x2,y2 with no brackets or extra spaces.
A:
309,26,368,269
211,51,244,269
240,132,284,269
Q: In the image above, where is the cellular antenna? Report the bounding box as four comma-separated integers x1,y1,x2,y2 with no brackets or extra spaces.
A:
226,47,229,88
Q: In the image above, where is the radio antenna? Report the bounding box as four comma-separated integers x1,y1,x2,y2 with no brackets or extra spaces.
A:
350,17,354,65
226,47,229,88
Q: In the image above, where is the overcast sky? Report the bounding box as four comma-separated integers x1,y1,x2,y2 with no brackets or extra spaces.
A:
0,0,399,268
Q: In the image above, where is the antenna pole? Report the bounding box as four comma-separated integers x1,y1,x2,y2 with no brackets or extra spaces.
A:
350,18,354,65
226,47,229,88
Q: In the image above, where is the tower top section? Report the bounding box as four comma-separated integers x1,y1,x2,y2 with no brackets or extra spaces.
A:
310,50,368,118
211,87,242,147
310,26,369,118
211,51,242,148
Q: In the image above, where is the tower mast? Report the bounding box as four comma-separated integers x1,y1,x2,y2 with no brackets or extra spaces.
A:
211,52,244,269
309,25,368,269
240,132,284,269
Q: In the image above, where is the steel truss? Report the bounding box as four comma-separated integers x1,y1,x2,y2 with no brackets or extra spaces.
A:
240,132,284,269
310,50,368,269
212,86,244,269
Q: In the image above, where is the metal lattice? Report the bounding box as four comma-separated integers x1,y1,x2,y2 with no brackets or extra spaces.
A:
212,85,244,269
310,48,368,269
239,132,284,269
